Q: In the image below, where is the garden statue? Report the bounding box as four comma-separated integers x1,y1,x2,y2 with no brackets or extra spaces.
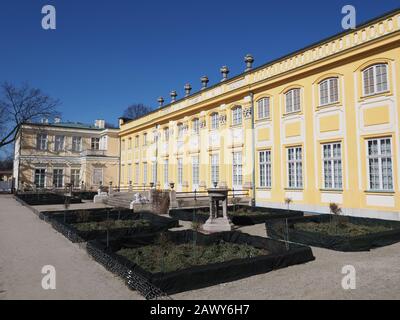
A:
203,187,233,233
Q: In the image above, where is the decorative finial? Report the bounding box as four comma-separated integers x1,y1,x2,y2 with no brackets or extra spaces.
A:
220,66,229,82
244,54,254,71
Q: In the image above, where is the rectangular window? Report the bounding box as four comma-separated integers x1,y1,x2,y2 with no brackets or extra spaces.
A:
367,138,393,191
143,133,147,146
34,168,46,188
163,160,169,186
287,147,303,188
258,98,270,119
92,168,103,185
192,119,200,135
322,143,342,189
143,163,147,184
127,164,132,184
211,113,219,130
53,169,64,188
164,128,170,141
121,165,125,184
232,152,243,187
232,107,242,126
135,163,139,185
71,169,80,188
72,136,82,152
91,137,100,150
319,78,339,106
54,135,64,152
192,156,199,186
135,136,139,148
37,134,48,150
259,150,272,188
210,154,219,185
177,124,184,139
177,158,183,185
285,89,301,113
152,162,157,184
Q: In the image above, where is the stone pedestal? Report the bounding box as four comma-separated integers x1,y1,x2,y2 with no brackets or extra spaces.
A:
203,187,232,233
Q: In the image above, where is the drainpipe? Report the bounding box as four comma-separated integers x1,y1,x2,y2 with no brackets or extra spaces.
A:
250,92,256,207
118,136,121,191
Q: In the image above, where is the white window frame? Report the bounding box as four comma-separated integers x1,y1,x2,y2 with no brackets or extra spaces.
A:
177,158,183,185
163,160,169,188
367,138,394,191
322,142,343,190
34,168,46,188
53,168,64,188
143,133,147,146
91,137,100,150
92,168,103,185
152,162,157,184
192,156,200,188
287,146,303,189
37,134,48,151
259,150,272,188
285,89,301,114
210,154,219,185
319,77,339,106
143,163,148,185
72,136,82,152
71,169,80,188
232,152,243,187
211,113,219,130
127,164,132,184
135,163,139,185
164,128,170,141
231,106,242,126
192,118,200,135
362,64,389,97
257,98,270,119
54,135,64,152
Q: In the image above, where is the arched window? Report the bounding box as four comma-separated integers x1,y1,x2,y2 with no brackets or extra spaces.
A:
257,97,270,119
210,113,219,130
231,106,242,126
319,78,339,106
285,88,301,113
363,64,388,96
192,118,200,135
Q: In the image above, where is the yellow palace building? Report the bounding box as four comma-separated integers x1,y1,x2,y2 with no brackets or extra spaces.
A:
119,9,400,220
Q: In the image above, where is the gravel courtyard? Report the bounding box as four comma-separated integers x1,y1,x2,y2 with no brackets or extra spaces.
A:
1,194,400,300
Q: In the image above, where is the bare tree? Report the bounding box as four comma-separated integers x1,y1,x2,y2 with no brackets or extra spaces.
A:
122,103,152,120
0,82,60,149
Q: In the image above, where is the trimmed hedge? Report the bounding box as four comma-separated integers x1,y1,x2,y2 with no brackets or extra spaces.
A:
87,230,315,295
169,205,304,226
266,214,400,252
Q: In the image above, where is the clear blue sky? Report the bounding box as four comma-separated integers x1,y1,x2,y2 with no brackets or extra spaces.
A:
0,0,399,127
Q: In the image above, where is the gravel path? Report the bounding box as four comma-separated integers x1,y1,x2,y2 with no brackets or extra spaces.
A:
0,195,142,300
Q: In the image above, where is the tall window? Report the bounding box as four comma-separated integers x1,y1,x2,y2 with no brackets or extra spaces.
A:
232,106,242,126
285,89,301,113
177,158,183,185
287,147,303,188
71,169,80,188
192,156,199,187
363,64,388,96
127,164,132,184
153,131,158,144
152,162,157,184
177,123,184,139
143,163,148,184
34,168,46,188
259,150,272,188
211,113,219,130
53,169,63,188
135,136,139,148
37,134,48,150
164,128,170,141
135,163,139,185
163,160,169,186
72,136,82,152
210,154,219,185
91,137,100,150
367,138,393,191
92,168,103,185
319,78,339,106
232,152,243,187
143,133,147,146
54,135,64,152
258,98,270,119
121,165,125,184
192,118,200,135
323,143,342,189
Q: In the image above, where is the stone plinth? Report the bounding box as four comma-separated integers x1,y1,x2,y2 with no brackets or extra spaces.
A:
203,187,232,233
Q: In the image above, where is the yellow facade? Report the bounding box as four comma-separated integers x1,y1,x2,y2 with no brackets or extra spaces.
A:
119,10,400,220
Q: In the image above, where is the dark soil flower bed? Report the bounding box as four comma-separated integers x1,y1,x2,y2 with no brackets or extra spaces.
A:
16,192,82,206
169,205,304,226
49,209,179,243
72,191,98,200
86,230,315,296
266,214,400,252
